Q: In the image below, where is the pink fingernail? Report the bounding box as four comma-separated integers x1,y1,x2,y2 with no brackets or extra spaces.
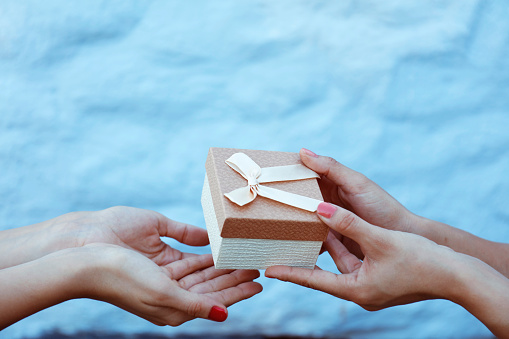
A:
317,202,337,219
302,148,318,158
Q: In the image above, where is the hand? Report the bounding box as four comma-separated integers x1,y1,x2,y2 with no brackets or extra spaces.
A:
300,149,419,258
55,206,208,266
77,244,262,326
300,149,415,233
266,202,458,310
299,149,509,280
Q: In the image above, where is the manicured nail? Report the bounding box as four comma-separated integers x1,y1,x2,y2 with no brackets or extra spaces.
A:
302,148,318,157
208,306,227,322
317,202,337,219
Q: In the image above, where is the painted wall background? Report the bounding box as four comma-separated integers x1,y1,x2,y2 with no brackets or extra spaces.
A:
1,1,508,338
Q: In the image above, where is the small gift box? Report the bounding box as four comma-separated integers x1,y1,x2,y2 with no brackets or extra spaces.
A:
201,147,328,269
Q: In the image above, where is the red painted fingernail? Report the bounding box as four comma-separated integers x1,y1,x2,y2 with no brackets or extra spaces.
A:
317,202,337,218
302,148,318,157
208,306,227,322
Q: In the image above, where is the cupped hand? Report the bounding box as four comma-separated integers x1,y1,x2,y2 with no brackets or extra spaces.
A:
57,206,208,266
79,244,262,326
265,202,458,311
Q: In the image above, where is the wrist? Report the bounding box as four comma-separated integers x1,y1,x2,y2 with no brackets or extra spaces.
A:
37,246,103,300
406,213,446,244
0,215,88,269
446,252,503,306
68,244,130,301
0,246,95,328
43,211,112,253
414,245,467,300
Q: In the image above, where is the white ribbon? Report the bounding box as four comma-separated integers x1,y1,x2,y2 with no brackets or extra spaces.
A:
223,153,323,212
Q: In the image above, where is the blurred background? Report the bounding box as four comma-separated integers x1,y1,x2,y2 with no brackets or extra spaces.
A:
1,0,508,338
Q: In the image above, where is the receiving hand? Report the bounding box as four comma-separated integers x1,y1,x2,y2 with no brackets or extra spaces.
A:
77,244,262,325
265,202,459,310
55,206,208,266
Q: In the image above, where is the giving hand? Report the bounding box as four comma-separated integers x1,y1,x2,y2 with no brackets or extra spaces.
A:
266,202,460,310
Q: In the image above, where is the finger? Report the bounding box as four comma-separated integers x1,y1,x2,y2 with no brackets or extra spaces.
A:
299,149,368,191
165,254,214,280
162,282,263,324
170,288,228,322
325,232,362,274
327,228,364,260
189,270,261,294
179,267,236,290
153,247,198,266
205,281,263,307
156,213,209,246
160,279,261,326
265,266,353,300
317,202,382,245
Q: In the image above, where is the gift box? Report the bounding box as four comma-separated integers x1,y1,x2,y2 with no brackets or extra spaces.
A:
201,147,328,270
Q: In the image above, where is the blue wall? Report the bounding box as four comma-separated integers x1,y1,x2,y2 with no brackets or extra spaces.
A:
1,1,508,338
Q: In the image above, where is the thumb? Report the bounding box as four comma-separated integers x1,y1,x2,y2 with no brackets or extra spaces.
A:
316,202,380,245
171,289,228,322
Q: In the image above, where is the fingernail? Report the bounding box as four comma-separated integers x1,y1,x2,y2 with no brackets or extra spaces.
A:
208,306,227,322
317,202,337,219
302,148,318,158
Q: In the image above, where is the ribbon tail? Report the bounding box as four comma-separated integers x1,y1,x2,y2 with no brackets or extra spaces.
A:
224,186,257,207
258,164,319,183
257,185,322,212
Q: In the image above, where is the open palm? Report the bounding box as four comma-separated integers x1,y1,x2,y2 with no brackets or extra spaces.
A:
83,244,262,326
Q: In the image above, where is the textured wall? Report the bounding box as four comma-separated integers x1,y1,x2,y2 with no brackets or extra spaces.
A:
1,1,508,338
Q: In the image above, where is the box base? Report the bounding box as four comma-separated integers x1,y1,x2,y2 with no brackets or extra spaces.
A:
201,174,322,270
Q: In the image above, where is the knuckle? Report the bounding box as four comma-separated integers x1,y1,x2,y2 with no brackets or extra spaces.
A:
105,206,123,213
165,266,176,278
153,320,166,327
362,305,379,312
181,224,190,243
355,173,370,186
336,211,358,233
353,287,373,306
152,291,169,305
167,319,180,327
350,173,371,193
186,300,204,318
324,156,339,174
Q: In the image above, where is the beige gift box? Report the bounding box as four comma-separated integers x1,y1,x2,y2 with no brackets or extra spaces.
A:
201,147,328,270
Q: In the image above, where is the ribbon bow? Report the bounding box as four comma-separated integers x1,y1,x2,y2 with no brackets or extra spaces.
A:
223,153,323,212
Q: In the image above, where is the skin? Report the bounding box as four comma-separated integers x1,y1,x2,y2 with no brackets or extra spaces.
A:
0,207,262,328
295,149,509,277
265,149,509,338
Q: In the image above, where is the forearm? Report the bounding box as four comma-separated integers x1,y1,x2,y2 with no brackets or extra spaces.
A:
0,248,86,329
413,215,509,277
448,253,509,339
0,213,84,269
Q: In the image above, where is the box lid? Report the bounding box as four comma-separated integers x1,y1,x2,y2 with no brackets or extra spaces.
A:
205,147,328,241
